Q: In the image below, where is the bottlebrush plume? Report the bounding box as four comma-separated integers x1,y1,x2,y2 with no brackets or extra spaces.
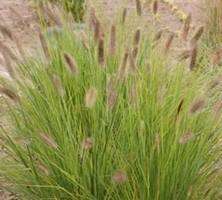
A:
109,25,116,56
112,170,128,184
63,53,79,75
190,98,205,114
181,13,191,41
85,87,98,108
52,74,65,97
179,132,194,144
152,0,158,15
134,28,141,47
39,32,50,61
164,33,175,53
122,8,127,24
98,38,105,66
190,26,204,44
189,44,198,71
39,132,58,149
82,137,93,150
0,86,20,102
136,0,142,16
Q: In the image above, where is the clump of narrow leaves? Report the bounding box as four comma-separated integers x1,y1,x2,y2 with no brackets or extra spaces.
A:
0,4,222,200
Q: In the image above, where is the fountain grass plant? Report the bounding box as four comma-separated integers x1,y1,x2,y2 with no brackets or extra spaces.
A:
0,3,222,200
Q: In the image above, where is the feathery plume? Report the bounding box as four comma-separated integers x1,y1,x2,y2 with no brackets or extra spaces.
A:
190,98,205,114
94,19,101,42
109,25,116,56
63,53,79,75
1,50,15,79
117,49,129,81
82,137,93,150
81,31,90,50
153,29,164,42
0,86,20,102
132,46,138,59
164,33,175,53
39,32,50,61
212,48,222,65
176,99,184,117
179,132,194,144
0,41,18,61
107,76,118,109
98,38,105,66
112,170,128,184
136,0,142,16
191,26,204,44
52,74,65,97
181,13,191,41
128,52,137,74
122,8,127,25
133,28,141,47
129,83,138,106
43,4,62,27
152,0,158,15
213,101,222,119
85,87,98,108
210,76,222,89
189,44,198,71
37,162,50,176
178,49,191,60
0,24,13,40
40,132,58,149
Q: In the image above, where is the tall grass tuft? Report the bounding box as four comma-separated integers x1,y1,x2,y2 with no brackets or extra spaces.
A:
0,6,222,200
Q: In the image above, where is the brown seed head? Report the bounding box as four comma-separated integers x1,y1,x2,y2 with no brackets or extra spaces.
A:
189,44,198,71
109,25,116,56
152,0,158,15
64,53,79,75
181,13,192,41
85,87,98,108
190,98,205,114
122,8,127,24
112,170,128,184
98,38,105,67
136,0,142,16
0,86,20,102
191,26,204,44
165,33,175,53
39,32,50,61
40,132,58,149
37,162,50,176
52,74,65,97
179,132,194,144
82,137,93,150
134,28,141,47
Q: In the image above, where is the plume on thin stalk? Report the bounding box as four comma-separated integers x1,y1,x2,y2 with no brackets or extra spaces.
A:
37,162,50,176
153,29,164,42
190,26,204,44
117,49,129,81
39,132,58,149
176,99,184,118
109,25,116,56
129,83,138,106
43,4,62,27
112,170,128,184
94,19,101,42
81,31,90,50
0,86,20,102
181,13,191,41
1,50,15,79
179,132,194,144
0,41,18,61
52,74,65,97
189,44,198,71
190,98,205,114
63,53,79,75
164,33,175,53
85,87,98,108
107,76,118,109
136,0,142,16
212,49,222,65
122,8,127,24
133,28,141,47
178,49,191,61
0,24,13,40
39,32,50,61
98,38,105,66
128,52,137,74
152,0,158,15
213,101,222,119
82,137,93,150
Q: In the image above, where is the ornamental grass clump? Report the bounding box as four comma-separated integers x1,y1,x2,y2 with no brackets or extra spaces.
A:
0,4,222,200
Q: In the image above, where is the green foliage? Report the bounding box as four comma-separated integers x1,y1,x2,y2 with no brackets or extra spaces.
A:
1,10,222,200
37,0,85,22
